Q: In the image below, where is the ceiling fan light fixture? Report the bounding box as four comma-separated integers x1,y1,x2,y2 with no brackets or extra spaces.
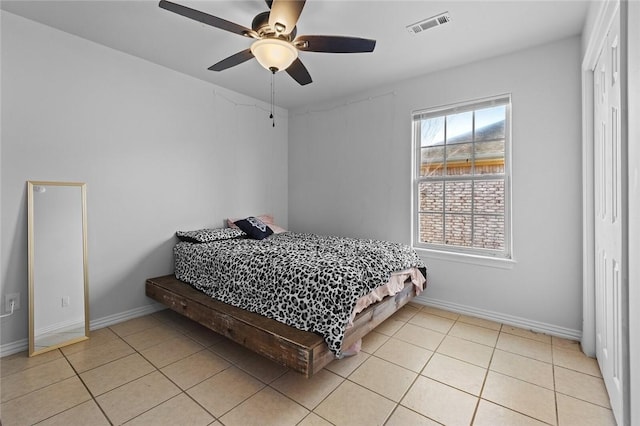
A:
250,38,298,72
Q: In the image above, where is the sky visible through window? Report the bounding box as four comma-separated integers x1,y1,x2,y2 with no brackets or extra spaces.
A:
421,105,506,146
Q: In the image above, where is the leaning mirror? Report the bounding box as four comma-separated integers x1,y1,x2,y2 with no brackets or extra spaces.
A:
28,181,89,356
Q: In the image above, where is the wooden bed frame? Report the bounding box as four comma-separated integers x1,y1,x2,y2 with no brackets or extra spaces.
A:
146,274,419,377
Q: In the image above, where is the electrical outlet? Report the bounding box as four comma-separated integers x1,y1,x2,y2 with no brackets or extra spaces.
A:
62,296,70,308
5,293,20,311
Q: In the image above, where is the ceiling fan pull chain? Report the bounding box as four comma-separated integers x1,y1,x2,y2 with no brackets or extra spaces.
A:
270,68,276,127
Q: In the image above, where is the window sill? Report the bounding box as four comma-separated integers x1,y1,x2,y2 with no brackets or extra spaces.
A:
413,247,517,269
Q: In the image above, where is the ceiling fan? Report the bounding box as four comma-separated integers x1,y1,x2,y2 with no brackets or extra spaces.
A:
158,0,376,86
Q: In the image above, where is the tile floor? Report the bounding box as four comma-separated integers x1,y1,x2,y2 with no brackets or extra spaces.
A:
0,304,617,426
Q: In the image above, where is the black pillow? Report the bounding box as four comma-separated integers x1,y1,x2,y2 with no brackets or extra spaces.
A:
234,216,273,240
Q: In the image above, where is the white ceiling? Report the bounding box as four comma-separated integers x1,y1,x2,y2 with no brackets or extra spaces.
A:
1,0,591,109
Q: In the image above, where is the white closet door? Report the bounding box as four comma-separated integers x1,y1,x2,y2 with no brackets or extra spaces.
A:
593,11,624,424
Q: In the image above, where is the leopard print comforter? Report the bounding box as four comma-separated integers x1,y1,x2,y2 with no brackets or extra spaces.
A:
174,232,425,357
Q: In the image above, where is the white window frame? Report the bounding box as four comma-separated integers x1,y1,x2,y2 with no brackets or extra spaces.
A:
411,94,513,260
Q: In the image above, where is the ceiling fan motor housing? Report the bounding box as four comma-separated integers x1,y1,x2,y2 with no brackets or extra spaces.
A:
251,11,296,40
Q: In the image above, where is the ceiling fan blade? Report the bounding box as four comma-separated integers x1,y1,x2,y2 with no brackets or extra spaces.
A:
159,0,252,37
286,58,312,85
208,49,255,71
296,35,376,53
269,0,306,35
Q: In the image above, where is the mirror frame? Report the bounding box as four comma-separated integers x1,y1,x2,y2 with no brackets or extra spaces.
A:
28,181,90,356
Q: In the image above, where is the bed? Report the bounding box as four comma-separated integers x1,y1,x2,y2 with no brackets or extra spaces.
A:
146,221,426,377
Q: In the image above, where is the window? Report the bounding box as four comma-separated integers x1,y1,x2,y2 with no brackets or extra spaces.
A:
412,95,511,258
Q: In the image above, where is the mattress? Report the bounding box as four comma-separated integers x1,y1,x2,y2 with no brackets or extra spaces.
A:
174,232,426,356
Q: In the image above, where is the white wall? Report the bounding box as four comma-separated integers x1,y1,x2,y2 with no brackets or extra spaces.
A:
289,36,583,336
0,12,288,347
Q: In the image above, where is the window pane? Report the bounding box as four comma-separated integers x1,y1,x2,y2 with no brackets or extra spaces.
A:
475,105,506,141
421,117,445,147
420,117,445,177
475,140,505,174
473,215,505,250
419,213,443,244
445,214,472,246
473,180,505,214
446,142,473,176
445,180,472,213
419,181,443,212
420,146,444,176
446,111,473,144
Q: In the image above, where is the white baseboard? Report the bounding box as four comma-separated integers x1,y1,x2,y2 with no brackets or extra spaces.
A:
413,294,582,341
0,338,29,358
89,302,166,330
0,303,167,358
3,297,582,357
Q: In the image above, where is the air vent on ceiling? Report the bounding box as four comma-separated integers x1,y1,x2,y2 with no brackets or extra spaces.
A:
406,12,451,35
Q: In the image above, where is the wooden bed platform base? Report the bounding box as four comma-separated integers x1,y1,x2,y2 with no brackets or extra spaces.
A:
145,275,418,377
